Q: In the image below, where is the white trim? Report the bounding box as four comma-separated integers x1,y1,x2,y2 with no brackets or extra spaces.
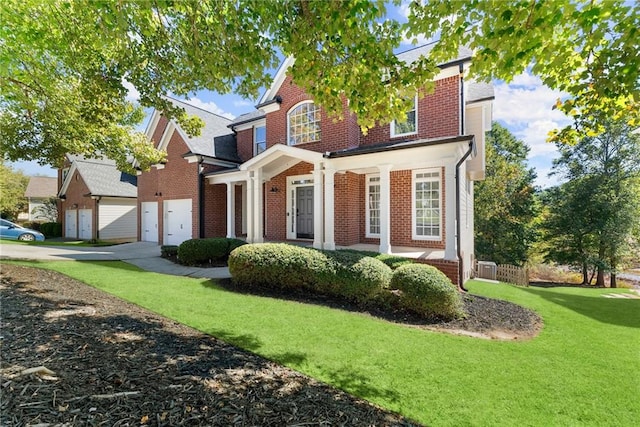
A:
287,100,321,146
234,117,266,132
411,168,442,241
285,174,314,240
58,163,78,197
254,124,267,156
365,174,381,238
259,102,280,114
144,110,162,139
390,95,418,138
259,56,295,105
157,121,176,151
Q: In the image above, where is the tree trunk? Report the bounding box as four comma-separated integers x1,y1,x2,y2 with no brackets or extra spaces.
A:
596,244,606,287
610,273,617,288
581,262,589,285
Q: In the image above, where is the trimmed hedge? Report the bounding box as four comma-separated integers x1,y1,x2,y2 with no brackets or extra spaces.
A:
228,244,392,302
177,238,247,266
390,263,463,319
330,249,415,271
160,245,179,258
40,222,62,238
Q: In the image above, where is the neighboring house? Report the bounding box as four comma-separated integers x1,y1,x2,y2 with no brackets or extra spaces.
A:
58,155,138,241
202,45,493,285
139,98,239,245
24,176,57,221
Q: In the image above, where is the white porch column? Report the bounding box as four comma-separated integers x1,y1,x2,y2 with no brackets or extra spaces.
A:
246,174,255,242
312,167,324,249
444,161,457,260
323,168,336,250
226,182,236,238
252,168,264,243
378,164,392,254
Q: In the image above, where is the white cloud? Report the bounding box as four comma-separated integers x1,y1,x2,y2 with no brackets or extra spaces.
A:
183,97,235,120
122,79,140,103
233,99,254,108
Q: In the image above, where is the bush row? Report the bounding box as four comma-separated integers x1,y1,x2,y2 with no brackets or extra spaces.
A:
228,243,463,319
177,238,246,266
40,222,62,238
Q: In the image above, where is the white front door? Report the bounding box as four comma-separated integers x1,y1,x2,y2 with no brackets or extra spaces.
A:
141,202,158,243
65,209,77,239
164,199,192,246
78,209,92,240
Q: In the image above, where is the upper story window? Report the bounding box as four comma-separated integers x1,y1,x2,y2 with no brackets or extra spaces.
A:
288,101,321,146
391,96,417,137
254,125,266,155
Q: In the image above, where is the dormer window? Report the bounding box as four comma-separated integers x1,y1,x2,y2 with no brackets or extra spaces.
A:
254,125,266,155
391,96,417,137
287,101,321,146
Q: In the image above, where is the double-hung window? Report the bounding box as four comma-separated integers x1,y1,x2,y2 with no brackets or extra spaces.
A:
254,125,266,155
413,169,441,240
391,95,417,137
288,101,321,145
366,175,381,237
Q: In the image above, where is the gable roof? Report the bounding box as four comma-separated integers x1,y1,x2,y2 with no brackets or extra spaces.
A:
467,81,495,104
148,97,237,159
258,43,473,106
228,110,266,128
24,176,57,199
59,156,137,198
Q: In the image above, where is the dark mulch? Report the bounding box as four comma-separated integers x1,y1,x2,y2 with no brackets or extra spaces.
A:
0,264,542,426
0,265,419,426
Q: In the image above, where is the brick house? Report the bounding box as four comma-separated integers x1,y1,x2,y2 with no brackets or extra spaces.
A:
139,98,239,245
204,45,493,285
58,155,138,241
24,176,57,221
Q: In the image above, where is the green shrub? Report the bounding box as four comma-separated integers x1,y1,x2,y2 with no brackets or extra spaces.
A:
40,222,62,238
391,263,463,319
160,245,179,258
319,250,392,301
229,243,328,290
23,221,42,232
177,238,247,265
375,254,415,270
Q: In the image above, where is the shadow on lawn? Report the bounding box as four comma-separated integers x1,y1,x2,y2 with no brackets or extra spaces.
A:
520,287,640,329
1,270,417,426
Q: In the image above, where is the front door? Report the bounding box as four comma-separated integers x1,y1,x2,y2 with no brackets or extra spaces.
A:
78,209,92,240
296,186,314,239
141,202,158,243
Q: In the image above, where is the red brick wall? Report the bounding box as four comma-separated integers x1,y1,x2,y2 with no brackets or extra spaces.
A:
203,183,226,237
236,128,254,162
265,75,356,154
361,76,461,145
334,172,361,246
137,125,200,244
60,169,97,238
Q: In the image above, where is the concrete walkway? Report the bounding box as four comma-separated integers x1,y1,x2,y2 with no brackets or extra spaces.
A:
0,241,231,280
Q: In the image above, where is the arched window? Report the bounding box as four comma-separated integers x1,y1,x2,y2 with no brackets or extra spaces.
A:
287,101,321,145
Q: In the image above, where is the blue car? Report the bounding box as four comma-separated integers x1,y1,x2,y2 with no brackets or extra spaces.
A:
0,219,45,242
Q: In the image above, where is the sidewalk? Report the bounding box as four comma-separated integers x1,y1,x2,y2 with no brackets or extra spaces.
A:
0,241,231,280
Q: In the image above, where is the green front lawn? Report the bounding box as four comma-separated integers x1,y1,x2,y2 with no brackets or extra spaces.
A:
10,261,640,426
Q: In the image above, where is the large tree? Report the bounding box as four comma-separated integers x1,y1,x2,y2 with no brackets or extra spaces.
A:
0,161,29,220
1,0,638,170
545,117,640,287
475,123,537,266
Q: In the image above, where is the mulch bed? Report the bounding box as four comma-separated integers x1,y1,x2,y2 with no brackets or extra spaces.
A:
0,264,541,426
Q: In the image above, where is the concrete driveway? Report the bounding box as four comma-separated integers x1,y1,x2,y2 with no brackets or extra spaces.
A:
0,241,230,279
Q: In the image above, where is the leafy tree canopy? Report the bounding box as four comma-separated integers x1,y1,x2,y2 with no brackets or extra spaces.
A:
1,0,638,171
0,161,29,220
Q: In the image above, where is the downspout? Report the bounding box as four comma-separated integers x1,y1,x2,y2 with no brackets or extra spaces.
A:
198,157,205,238
95,196,101,241
459,63,465,135
455,139,475,292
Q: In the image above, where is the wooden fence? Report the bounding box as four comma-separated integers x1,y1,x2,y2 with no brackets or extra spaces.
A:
496,264,529,286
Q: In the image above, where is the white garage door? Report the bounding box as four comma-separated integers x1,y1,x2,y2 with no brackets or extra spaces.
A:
65,209,77,239
164,199,192,246
141,202,158,243
78,209,92,240
99,198,137,240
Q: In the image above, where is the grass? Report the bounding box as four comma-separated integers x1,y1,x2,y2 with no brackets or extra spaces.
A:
8,260,640,426
0,238,116,247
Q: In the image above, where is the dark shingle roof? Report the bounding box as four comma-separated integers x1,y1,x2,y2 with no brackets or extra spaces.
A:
24,176,57,198
228,110,266,127
467,81,495,103
71,158,137,198
397,43,473,67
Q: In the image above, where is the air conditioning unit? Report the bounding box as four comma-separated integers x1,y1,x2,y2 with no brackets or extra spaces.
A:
477,261,497,280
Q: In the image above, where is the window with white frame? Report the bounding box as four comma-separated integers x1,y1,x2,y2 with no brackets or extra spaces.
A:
288,101,321,145
366,175,381,237
254,125,266,155
391,96,417,137
413,170,441,240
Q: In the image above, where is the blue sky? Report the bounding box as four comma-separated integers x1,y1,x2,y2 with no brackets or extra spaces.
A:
10,2,571,188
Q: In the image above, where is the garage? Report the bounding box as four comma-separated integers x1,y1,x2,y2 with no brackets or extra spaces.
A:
98,198,137,241
65,210,77,239
78,209,92,240
141,201,159,243
164,199,192,246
